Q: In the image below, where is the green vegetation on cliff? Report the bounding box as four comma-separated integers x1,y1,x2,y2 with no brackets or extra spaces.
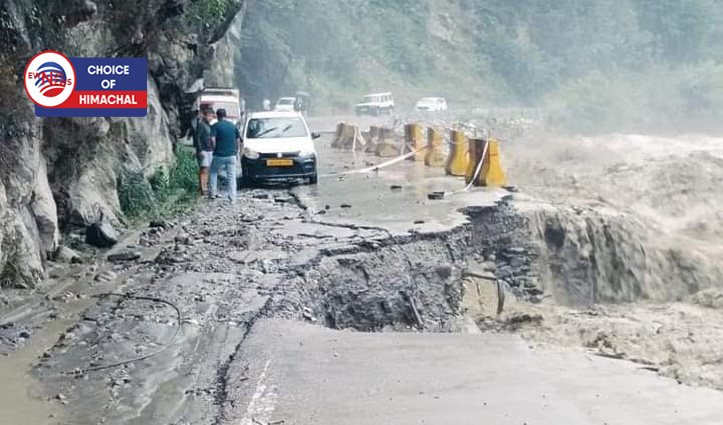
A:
117,151,199,221
237,0,723,133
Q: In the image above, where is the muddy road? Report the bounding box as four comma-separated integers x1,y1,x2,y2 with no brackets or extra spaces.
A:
2,119,723,425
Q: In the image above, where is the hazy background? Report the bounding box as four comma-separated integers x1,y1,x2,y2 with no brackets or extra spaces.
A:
233,0,723,134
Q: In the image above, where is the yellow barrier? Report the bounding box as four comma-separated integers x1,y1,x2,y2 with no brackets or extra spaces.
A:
375,127,401,158
466,138,485,185
446,130,469,176
404,123,425,161
332,123,366,151
424,128,446,168
480,138,507,187
466,137,507,187
331,123,351,149
365,125,382,153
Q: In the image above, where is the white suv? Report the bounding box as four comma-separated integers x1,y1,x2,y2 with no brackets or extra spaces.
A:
241,111,320,185
355,92,394,116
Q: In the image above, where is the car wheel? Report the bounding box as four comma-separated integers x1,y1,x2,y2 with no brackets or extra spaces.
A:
240,170,254,188
309,167,318,185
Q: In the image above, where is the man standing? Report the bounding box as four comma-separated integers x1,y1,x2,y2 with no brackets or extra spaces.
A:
194,108,213,196
209,108,241,204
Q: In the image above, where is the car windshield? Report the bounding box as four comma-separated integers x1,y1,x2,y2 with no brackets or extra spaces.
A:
364,95,381,103
277,98,294,105
246,117,308,139
418,98,436,104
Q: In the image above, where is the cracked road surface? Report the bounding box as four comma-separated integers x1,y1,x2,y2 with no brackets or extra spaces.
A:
2,122,723,425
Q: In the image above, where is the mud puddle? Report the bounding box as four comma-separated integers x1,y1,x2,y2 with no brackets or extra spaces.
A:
0,312,80,425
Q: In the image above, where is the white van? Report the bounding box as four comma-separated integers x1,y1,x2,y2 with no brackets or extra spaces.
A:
196,88,242,125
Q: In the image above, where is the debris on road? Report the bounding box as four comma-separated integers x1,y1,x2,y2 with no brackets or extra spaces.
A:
5,127,723,425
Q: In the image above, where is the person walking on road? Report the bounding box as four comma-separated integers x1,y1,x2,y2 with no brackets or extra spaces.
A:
209,108,241,204
194,107,214,196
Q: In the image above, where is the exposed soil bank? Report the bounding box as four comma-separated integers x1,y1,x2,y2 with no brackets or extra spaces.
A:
465,131,723,391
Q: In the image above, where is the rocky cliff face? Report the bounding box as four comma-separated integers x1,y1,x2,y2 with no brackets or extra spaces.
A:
0,0,245,289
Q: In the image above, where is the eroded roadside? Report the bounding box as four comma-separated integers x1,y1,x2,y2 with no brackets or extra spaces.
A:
2,129,723,424
5,183,497,425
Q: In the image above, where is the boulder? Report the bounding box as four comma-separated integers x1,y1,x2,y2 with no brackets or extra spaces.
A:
54,246,81,264
107,251,141,263
85,222,118,248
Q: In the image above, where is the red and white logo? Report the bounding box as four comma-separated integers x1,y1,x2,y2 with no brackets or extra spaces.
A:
24,50,76,108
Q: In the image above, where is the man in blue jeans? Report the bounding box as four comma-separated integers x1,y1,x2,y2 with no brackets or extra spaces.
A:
209,108,241,204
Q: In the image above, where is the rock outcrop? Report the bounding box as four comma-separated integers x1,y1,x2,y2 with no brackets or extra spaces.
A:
0,0,246,289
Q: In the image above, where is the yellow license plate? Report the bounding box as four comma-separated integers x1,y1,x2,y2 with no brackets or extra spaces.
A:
266,159,294,167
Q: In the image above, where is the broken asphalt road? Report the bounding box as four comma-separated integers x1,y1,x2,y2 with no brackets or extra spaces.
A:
1,126,722,425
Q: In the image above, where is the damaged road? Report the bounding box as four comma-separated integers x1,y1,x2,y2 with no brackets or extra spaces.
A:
2,129,723,425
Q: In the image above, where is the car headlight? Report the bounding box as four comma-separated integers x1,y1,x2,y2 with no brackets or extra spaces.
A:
243,148,260,159
299,150,315,159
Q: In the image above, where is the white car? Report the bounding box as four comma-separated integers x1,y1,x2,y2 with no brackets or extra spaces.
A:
415,97,448,112
355,92,394,116
274,97,297,112
241,111,320,185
